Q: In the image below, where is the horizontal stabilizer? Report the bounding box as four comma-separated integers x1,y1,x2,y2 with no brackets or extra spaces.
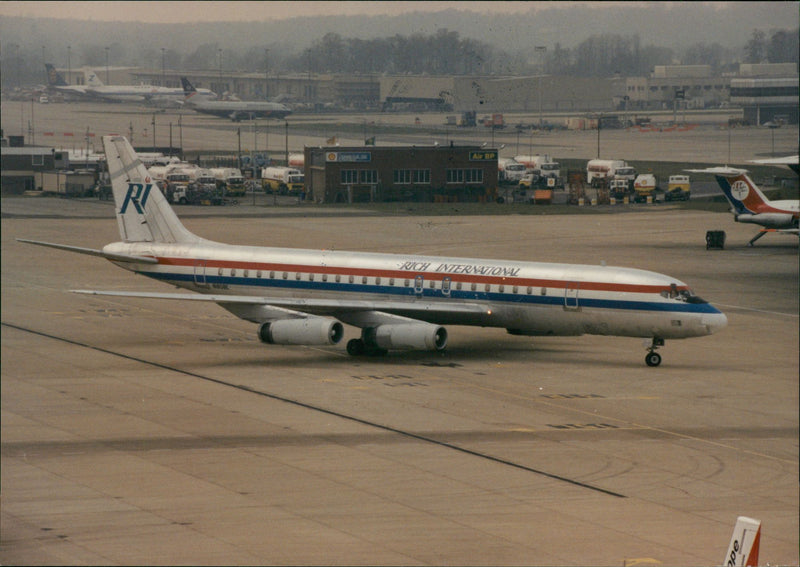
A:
685,167,747,176
17,239,158,264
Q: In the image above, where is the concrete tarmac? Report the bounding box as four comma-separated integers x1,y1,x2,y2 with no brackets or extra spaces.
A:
3,100,798,163
2,196,797,565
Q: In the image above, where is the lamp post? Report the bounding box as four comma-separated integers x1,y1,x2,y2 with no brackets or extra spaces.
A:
67,45,71,85
596,113,601,159
284,120,289,167
264,48,269,100
161,48,165,86
105,46,109,84
535,46,546,129
178,114,183,160
253,120,258,204
218,48,223,92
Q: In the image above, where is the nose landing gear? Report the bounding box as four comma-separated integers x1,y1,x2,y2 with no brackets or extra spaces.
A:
645,337,665,367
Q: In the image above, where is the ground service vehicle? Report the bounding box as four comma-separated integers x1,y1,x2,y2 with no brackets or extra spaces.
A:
586,159,636,187
210,168,246,197
498,158,527,184
633,174,659,202
609,179,632,201
664,175,691,201
164,169,196,204
515,155,561,188
262,167,305,195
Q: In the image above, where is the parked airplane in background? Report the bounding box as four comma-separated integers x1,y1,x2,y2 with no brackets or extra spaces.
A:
723,516,761,567
750,154,800,175
44,63,89,98
18,136,726,366
45,64,216,106
181,77,292,121
688,165,799,246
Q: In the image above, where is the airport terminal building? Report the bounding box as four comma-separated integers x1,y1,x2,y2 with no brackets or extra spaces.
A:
304,145,499,204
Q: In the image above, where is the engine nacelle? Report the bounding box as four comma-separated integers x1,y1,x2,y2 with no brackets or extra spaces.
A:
368,323,447,351
735,213,795,228
259,318,344,346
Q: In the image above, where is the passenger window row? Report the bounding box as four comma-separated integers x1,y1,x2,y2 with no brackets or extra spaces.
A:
212,267,549,296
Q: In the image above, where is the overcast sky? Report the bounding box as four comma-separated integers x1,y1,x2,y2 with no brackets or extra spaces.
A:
0,1,704,24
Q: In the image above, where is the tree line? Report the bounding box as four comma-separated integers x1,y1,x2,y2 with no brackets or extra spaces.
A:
2,27,797,89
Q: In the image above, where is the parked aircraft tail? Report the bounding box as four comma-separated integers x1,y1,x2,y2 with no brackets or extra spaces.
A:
102,135,202,244
723,516,761,567
699,167,771,216
44,63,68,87
85,69,104,88
180,76,196,93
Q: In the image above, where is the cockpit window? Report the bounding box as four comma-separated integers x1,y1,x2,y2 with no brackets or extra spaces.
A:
660,285,707,304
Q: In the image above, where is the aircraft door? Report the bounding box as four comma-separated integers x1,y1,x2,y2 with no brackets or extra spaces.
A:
193,260,207,287
442,276,452,297
414,275,424,296
564,282,580,310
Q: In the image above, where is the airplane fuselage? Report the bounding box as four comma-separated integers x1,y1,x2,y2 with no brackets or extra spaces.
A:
734,199,799,229
187,100,292,120
103,240,726,341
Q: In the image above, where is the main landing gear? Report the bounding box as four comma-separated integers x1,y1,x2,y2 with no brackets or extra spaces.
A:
645,337,665,367
346,338,388,357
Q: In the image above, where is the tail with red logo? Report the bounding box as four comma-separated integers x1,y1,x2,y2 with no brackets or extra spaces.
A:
723,516,761,567
708,168,772,217
102,135,201,244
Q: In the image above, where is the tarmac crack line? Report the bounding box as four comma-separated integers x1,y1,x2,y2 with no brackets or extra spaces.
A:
2,321,626,499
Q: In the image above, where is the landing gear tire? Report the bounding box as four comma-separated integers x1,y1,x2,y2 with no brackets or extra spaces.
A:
347,338,365,356
645,352,662,367
346,337,388,357
644,337,665,367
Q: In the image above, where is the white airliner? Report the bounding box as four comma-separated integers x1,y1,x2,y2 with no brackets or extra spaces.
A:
18,136,726,366
45,64,216,105
44,63,89,98
181,77,292,121
83,70,217,105
688,164,799,246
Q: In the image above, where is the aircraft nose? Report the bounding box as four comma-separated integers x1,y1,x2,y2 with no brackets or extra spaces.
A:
702,311,728,335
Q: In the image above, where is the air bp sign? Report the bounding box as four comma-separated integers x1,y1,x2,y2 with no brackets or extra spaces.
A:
469,150,498,161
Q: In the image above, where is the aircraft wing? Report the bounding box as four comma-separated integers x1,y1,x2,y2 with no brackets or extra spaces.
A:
71,290,490,324
749,155,798,166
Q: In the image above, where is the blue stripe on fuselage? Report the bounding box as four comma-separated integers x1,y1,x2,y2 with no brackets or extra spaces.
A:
142,270,722,315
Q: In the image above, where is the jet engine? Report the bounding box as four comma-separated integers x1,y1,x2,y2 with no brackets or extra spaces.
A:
735,213,796,228
259,318,344,346
368,323,448,351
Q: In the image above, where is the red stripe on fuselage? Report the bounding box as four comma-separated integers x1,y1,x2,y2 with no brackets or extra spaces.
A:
153,257,684,294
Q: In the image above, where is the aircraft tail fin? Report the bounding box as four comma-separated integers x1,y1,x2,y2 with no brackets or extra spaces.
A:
45,63,68,87
102,135,202,244
686,167,771,216
715,172,772,216
85,69,104,87
180,76,197,94
723,516,761,567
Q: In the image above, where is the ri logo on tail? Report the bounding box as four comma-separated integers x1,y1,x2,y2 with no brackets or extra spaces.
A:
119,183,153,215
